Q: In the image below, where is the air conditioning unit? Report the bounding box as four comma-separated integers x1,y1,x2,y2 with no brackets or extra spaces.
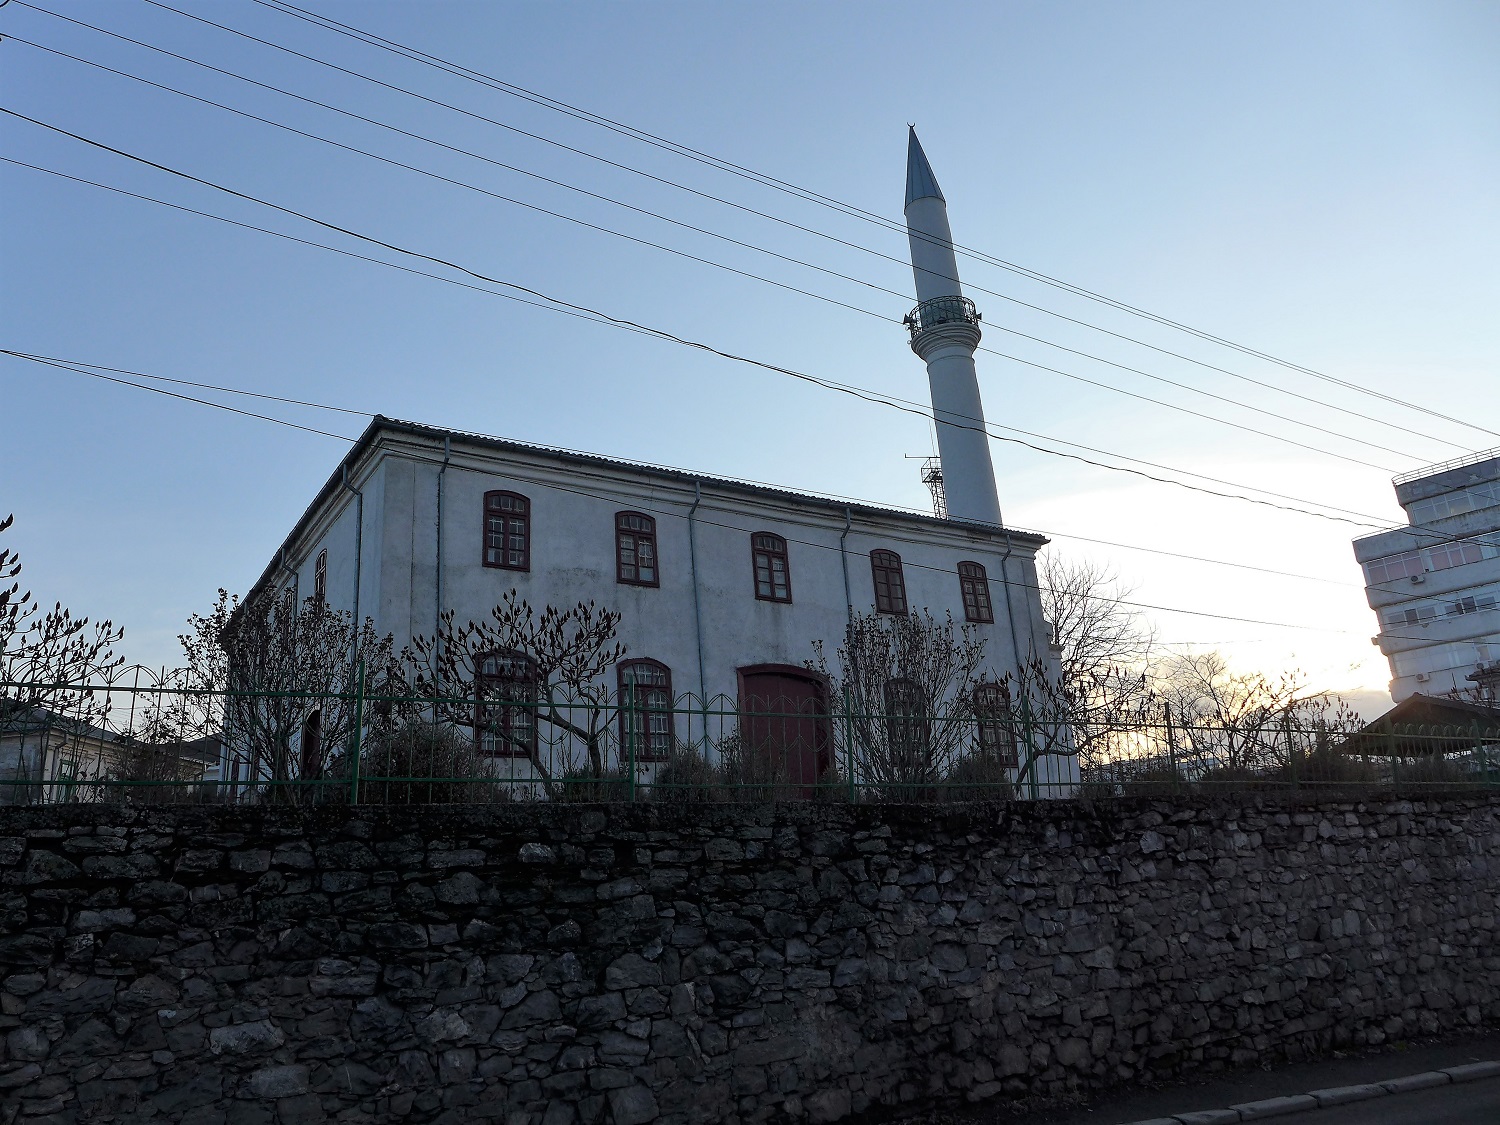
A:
1415,672,1431,682
1410,574,1426,584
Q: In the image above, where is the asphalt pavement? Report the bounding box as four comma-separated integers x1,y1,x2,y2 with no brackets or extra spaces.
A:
891,1033,1500,1125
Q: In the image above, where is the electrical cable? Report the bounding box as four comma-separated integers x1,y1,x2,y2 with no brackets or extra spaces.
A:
0,139,1398,528
0,27,1442,471
0,346,1373,592
1,349,1381,638
210,0,1500,444
27,0,1487,448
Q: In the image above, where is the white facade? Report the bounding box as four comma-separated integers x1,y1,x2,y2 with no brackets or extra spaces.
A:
1354,448,1500,701
247,418,1077,794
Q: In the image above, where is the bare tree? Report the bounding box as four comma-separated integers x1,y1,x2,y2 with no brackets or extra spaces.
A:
1159,651,1361,778
157,588,396,801
814,609,986,794
1,515,124,798
402,593,626,792
1041,555,1155,710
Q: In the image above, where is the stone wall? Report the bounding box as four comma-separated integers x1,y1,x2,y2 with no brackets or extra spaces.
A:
1,796,1497,1125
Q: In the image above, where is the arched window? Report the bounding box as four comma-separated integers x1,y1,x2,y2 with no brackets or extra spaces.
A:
615,512,659,587
313,549,327,606
483,491,530,571
871,550,908,615
883,677,929,770
475,650,539,757
974,681,1017,768
751,532,792,602
957,561,993,623
618,659,674,761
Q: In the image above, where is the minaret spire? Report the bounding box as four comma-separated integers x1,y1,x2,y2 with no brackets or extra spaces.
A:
903,128,1003,525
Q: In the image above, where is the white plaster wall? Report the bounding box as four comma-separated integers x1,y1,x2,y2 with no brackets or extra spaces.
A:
260,434,1080,794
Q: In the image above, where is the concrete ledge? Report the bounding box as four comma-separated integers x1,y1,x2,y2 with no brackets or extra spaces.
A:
1117,1060,1500,1125
1444,1061,1500,1083
1379,1070,1451,1094
1230,1093,1318,1119
1308,1082,1386,1106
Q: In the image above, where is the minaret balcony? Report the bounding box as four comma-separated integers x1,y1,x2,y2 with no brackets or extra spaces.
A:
904,295,980,338
904,296,981,355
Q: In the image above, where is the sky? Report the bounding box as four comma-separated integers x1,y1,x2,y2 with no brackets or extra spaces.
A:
3,0,1499,716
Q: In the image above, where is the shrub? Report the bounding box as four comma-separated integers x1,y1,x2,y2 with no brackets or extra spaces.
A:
552,767,633,802
1395,754,1476,792
1120,765,1184,798
649,746,722,803
335,721,512,804
1291,748,1377,790
1194,764,1278,794
940,752,1015,802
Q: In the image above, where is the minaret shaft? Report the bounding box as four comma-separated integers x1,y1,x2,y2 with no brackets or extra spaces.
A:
904,129,1003,526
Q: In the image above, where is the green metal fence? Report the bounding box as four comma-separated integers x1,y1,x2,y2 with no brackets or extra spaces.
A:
1,674,1496,805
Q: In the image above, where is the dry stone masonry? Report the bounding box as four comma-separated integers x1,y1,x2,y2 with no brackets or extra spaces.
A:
1,796,1497,1124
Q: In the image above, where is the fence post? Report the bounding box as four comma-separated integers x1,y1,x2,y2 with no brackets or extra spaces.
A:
626,690,637,803
1285,713,1298,794
1164,702,1179,793
348,658,366,805
1475,718,1490,788
840,686,856,803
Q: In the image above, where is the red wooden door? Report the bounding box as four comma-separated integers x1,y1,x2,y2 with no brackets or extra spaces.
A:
738,665,832,797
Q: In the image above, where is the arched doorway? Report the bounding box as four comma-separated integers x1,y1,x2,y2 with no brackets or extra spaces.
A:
736,664,833,797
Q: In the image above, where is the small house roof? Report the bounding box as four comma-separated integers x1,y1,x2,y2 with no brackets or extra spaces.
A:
1341,693,1500,756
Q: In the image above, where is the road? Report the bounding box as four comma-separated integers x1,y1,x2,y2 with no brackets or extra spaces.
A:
1270,1080,1500,1124
894,1034,1500,1125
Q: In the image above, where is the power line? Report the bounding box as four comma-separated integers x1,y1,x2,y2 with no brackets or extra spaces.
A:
35,0,1486,451
0,346,1373,593
0,350,1375,639
0,136,1396,528
0,28,1436,473
220,0,1499,445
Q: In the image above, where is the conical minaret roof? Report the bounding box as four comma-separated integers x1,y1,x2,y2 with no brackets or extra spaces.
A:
905,126,945,208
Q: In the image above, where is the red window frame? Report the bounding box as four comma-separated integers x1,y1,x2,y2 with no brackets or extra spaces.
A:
483,491,531,571
751,532,792,603
615,511,660,587
958,561,993,623
313,549,327,606
974,681,1017,768
474,649,539,758
618,659,674,762
871,549,908,615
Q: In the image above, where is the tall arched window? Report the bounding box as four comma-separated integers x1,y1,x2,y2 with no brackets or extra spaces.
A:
883,677,929,771
871,550,908,615
483,491,530,571
615,512,659,587
313,549,327,606
974,681,1017,768
957,561,993,623
618,659,674,761
475,650,539,758
751,532,792,603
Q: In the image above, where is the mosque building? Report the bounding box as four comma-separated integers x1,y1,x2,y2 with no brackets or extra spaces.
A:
242,131,1077,795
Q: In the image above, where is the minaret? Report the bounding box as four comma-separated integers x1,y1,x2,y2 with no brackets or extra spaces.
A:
904,127,1003,525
